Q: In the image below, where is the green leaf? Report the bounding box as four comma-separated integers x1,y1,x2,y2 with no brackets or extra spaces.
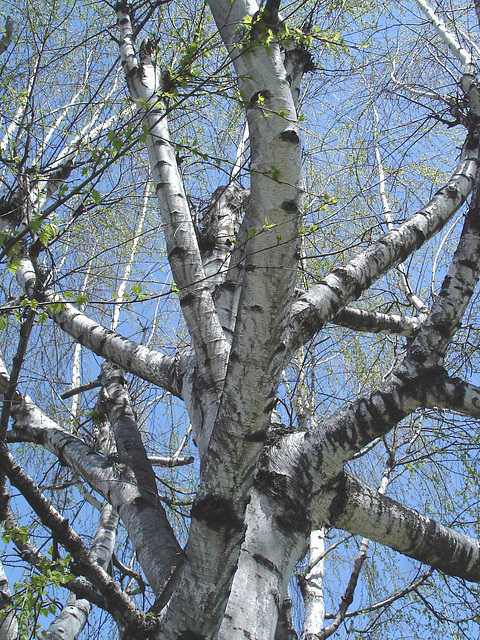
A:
49,302,67,314
7,257,21,274
270,165,281,181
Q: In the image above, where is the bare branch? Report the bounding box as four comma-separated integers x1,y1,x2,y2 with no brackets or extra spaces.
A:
331,473,480,582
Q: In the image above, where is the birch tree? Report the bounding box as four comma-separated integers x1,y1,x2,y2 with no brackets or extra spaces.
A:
2,0,480,638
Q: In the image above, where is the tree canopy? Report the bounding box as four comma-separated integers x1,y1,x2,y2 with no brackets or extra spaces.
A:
1,0,480,638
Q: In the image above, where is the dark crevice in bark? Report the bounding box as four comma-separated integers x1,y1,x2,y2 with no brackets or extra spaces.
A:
190,494,245,534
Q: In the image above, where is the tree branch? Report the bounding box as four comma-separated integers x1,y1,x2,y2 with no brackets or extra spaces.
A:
331,473,480,582
0,444,156,636
0,17,13,57
10,397,182,595
16,257,184,396
116,4,229,395
99,361,183,595
331,307,421,337
287,143,478,354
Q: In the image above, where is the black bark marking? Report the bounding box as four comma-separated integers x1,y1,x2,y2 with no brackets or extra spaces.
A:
248,90,272,106
274,342,286,356
280,200,299,214
254,470,310,533
327,475,349,524
284,47,315,73
191,494,243,534
265,398,277,413
279,129,300,144
168,246,187,261
331,267,364,301
244,430,267,443
458,257,478,271
179,293,195,308
444,184,459,199
253,553,281,577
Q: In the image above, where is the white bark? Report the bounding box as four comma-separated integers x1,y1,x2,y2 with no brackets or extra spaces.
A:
16,257,183,396
0,60,38,157
116,7,229,395
69,263,93,423
218,488,308,640
415,0,473,66
332,473,480,582
5,2,480,638
46,503,118,640
332,307,421,337
0,560,18,640
288,144,478,353
406,162,480,365
10,397,181,595
199,183,248,340
0,445,151,635
30,101,135,220
316,468,392,639
300,530,326,639
157,0,305,633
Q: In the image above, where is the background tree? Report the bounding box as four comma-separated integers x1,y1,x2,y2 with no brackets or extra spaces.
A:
2,0,480,638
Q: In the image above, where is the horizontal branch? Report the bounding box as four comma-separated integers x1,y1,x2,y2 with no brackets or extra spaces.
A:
331,473,480,582
332,307,421,337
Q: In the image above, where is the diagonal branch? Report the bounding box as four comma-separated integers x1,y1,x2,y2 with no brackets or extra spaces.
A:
116,4,229,392
46,502,119,640
415,0,473,66
9,397,182,595
330,473,480,582
0,444,156,637
15,257,184,396
0,17,13,57
406,161,480,366
287,143,478,354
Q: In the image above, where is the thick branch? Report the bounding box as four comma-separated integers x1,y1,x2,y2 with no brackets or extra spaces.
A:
10,398,181,594
99,362,183,595
287,144,478,353
332,307,421,337
116,6,229,393
415,0,472,66
407,161,480,365
161,0,305,635
0,444,155,636
331,473,480,582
